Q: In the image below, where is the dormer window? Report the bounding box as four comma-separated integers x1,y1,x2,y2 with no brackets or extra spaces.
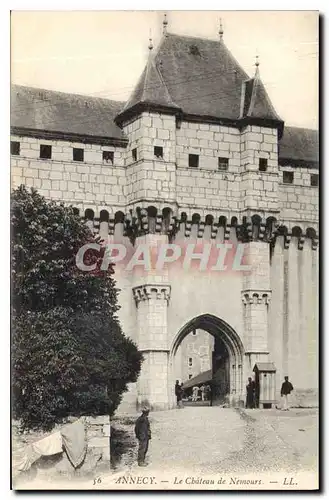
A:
189,44,201,56
154,146,163,159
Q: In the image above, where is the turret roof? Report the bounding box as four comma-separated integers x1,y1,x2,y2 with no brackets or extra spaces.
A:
116,32,283,128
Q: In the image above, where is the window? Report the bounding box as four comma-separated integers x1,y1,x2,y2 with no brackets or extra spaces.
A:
283,171,294,184
11,141,20,156
154,146,163,159
40,144,52,159
188,374,193,380
132,148,137,162
259,158,268,172
310,174,319,187
192,330,197,336
73,148,84,162
218,157,229,171
103,151,114,164
188,357,193,367
189,154,199,168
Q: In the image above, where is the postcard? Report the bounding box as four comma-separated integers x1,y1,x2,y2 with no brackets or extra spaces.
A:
11,10,319,491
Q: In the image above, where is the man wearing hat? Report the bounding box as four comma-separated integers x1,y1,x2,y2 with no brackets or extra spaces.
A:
134,407,151,466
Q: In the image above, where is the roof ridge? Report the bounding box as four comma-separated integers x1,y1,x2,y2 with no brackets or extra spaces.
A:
11,83,125,105
142,53,152,102
247,77,257,117
284,125,318,132
153,58,178,108
165,31,223,44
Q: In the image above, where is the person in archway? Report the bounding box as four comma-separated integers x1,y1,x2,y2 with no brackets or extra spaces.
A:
246,377,256,409
175,380,184,408
281,376,294,411
200,384,206,402
135,407,151,467
205,383,211,401
192,385,199,402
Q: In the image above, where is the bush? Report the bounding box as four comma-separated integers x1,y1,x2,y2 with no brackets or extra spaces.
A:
12,186,142,431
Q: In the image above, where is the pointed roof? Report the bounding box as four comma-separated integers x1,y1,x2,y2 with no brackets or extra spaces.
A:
240,66,283,122
119,49,179,116
116,32,283,130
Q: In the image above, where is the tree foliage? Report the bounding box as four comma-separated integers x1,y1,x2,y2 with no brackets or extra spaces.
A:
12,186,142,431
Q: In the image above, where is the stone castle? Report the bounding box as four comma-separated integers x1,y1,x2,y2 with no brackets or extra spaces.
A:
11,20,318,410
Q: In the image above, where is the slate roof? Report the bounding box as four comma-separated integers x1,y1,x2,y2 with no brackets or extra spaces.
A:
11,84,127,144
240,69,282,122
120,51,180,113
117,32,283,126
279,126,319,166
10,31,318,167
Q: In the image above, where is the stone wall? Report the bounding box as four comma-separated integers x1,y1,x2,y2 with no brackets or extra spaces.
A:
85,415,111,462
11,118,319,229
279,165,319,224
122,112,176,204
10,110,319,412
178,329,214,383
11,134,126,210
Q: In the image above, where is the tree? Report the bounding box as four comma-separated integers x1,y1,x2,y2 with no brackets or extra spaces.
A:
12,186,142,431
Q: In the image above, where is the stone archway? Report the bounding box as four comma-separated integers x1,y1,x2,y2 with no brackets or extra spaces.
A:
168,314,245,408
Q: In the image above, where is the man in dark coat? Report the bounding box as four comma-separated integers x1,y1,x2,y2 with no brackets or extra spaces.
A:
134,407,151,466
281,376,294,411
246,377,255,409
175,380,184,408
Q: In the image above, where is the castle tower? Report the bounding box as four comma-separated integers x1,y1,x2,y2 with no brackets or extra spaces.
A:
10,21,319,411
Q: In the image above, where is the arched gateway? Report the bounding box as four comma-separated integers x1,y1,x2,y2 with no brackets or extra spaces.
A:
168,314,245,408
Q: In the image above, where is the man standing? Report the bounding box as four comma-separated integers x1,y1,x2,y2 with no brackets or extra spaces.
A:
200,384,206,402
246,377,255,409
134,407,151,466
175,380,184,408
281,376,294,411
192,385,199,402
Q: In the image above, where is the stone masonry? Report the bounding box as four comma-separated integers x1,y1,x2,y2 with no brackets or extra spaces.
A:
11,29,319,412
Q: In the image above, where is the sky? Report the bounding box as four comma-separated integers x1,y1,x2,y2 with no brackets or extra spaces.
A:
11,10,318,129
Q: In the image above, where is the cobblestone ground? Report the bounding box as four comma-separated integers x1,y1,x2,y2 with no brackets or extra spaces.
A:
15,407,318,489
113,406,318,475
